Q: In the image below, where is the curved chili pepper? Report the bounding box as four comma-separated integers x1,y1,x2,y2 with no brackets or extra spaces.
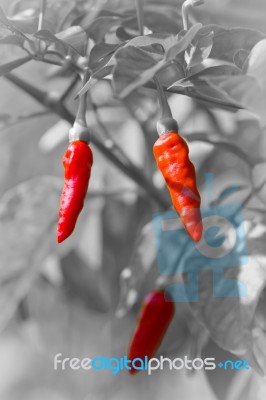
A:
128,289,175,375
154,119,202,242
57,140,93,243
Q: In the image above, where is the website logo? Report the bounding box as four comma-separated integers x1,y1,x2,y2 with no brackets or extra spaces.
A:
152,175,248,302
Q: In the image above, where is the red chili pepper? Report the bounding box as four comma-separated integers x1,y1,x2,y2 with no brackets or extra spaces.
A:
57,140,93,243
154,120,202,242
128,289,175,375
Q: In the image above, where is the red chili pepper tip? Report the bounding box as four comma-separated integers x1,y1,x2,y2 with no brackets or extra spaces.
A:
57,140,93,243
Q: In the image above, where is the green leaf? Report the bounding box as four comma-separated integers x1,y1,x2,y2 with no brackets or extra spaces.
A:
77,65,114,97
10,1,76,34
82,16,121,43
35,26,87,56
234,49,250,70
210,26,265,63
112,45,164,98
169,66,243,111
123,4,183,35
185,29,214,68
184,65,242,80
44,0,76,33
34,29,57,43
202,74,264,122
88,43,121,72
0,55,31,77
126,33,177,52
0,5,33,42
56,26,87,56
165,23,202,61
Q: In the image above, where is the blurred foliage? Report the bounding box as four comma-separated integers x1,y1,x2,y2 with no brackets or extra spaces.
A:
0,0,266,399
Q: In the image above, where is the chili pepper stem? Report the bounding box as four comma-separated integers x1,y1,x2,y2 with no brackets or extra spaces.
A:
154,76,179,135
134,0,144,36
182,0,205,31
69,69,91,143
37,0,47,56
154,76,172,119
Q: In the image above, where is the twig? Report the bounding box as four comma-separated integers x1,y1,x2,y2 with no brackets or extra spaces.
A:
0,111,51,132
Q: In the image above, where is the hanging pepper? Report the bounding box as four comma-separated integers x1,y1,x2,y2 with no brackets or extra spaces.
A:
154,118,202,242
128,289,175,375
153,77,203,242
57,69,93,243
57,139,93,243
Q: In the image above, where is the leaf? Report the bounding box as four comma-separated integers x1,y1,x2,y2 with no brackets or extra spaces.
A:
185,29,214,68
82,16,122,43
168,65,243,110
56,26,87,56
88,43,121,72
210,26,265,63
112,45,163,98
44,0,76,33
77,65,114,97
184,65,242,81
123,4,183,35
234,49,250,70
0,55,31,77
112,25,203,99
34,29,57,43
202,75,265,123
9,12,43,34
8,0,77,33
165,23,202,61
239,40,266,123
0,5,33,42
0,177,61,332
125,33,176,52
35,26,87,56
169,76,242,111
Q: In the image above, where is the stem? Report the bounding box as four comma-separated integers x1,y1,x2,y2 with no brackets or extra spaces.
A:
154,75,173,119
38,0,47,30
5,73,168,209
75,69,90,128
38,0,47,54
135,0,144,35
182,0,204,31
